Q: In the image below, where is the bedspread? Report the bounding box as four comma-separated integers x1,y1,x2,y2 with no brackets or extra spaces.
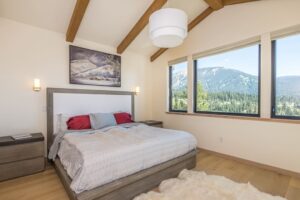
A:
58,124,197,194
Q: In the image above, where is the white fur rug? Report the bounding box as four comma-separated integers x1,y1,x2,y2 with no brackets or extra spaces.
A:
134,169,286,200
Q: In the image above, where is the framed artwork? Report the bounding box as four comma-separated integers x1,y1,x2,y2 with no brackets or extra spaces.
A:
69,45,121,87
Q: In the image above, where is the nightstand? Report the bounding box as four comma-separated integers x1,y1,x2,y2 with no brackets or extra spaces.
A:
0,133,45,181
138,120,163,128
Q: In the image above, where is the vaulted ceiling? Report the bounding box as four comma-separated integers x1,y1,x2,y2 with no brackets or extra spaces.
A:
0,0,259,61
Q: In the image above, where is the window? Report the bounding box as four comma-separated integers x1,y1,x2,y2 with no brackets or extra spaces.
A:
194,44,260,116
169,61,188,112
272,33,300,119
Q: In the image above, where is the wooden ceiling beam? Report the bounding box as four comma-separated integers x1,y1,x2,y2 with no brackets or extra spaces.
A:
188,7,214,31
204,0,224,10
150,48,168,62
223,0,259,6
66,0,90,42
150,7,214,62
117,0,167,54
149,0,261,62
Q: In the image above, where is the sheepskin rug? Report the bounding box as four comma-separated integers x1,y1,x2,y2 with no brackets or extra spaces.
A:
134,169,286,200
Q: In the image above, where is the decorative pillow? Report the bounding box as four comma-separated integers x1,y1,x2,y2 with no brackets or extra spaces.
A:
114,112,133,124
89,113,117,129
67,115,91,130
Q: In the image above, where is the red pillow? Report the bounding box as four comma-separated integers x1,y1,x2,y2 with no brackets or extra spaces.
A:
67,115,91,130
114,112,133,124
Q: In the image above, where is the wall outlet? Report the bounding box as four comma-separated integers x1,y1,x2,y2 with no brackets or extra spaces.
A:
219,137,223,143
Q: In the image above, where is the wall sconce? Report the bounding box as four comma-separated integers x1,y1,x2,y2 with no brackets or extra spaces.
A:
33,78,41,92
135,86,140,95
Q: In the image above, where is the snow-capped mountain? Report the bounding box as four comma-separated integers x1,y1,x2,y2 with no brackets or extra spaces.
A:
70,58,121,86
71,59,98,75
71,59,120,78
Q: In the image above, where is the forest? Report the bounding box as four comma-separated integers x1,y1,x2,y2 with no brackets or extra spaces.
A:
195,83,258,114
172,89,188,111
276,96,300,116
172,82,300,117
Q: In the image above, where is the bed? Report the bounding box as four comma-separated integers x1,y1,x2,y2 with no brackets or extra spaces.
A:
47,88,197,200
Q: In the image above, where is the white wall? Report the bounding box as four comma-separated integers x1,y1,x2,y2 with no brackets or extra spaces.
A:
0,0,299,173
151,0,300,173
0,17,152,140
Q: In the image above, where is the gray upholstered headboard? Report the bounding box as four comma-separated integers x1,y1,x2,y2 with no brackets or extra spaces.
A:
46,88,135,150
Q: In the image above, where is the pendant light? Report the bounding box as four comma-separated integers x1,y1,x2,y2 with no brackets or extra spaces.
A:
149,7,188,48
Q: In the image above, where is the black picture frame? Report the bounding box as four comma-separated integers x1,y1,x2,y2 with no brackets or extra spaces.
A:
69,45,121,87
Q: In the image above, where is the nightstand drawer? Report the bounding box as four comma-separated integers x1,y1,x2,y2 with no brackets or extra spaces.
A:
139,120,163,128
0,157,44,181
0,141,44,164
151,124,163,128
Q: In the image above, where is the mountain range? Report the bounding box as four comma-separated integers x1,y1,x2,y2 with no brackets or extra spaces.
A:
276,76,300,97
71,59,119,78
197,67,258,95
173,67,300,96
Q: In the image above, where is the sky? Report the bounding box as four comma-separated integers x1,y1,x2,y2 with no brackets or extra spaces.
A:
276,34,300,77
172,34,300,77
196,44,260,76
195,34,300,77
172,61,188,75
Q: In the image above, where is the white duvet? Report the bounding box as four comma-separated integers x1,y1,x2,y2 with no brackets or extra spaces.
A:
58,124,197,194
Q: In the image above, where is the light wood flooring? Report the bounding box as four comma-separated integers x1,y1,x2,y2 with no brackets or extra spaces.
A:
196,151,300,200
0,150,299,200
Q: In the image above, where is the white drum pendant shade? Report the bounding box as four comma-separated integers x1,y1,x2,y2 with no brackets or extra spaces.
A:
149,8,188,48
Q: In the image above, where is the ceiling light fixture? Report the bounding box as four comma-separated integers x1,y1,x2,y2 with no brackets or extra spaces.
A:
149,8,188,48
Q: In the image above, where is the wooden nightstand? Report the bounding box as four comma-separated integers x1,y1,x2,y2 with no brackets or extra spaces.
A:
139,120,163,128
0,133,45,181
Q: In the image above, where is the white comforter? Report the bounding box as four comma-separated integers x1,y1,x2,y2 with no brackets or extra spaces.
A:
58,124,197,194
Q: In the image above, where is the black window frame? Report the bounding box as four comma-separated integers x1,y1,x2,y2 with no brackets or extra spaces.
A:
169,63,188,113
193,44,261,117
271,38,300,120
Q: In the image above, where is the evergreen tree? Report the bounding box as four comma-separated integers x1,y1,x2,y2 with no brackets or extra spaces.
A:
197,82,208,110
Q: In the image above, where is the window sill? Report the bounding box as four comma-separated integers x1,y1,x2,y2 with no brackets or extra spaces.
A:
166,112,300,125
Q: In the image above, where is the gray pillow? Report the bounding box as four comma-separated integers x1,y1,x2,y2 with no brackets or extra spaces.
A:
89,113,117,129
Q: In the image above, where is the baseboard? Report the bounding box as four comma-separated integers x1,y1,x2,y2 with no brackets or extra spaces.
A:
198,148,300,179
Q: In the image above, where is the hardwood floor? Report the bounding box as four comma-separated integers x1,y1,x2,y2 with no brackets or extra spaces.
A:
0,150,299,200
197,151,300,200
0,167,68,200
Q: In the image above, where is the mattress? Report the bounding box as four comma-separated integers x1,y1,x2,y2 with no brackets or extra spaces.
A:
58,124,197,194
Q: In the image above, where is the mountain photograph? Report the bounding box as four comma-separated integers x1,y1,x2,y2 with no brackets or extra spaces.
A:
69,46,121,87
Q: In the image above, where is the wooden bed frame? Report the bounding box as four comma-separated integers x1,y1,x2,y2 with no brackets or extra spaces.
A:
47,88,197,200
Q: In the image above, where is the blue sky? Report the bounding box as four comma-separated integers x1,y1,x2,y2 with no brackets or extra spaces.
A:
196,44,260,76
172,61,188,74
276,34,300,77
172,34,300,77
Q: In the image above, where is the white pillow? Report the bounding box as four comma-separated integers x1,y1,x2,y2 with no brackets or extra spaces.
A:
54,114,73,134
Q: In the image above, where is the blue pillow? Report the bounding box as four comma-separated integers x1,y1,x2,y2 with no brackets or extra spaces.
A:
89,113,117,129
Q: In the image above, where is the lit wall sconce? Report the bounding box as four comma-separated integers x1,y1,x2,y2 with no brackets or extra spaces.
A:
33,78,41,92
135,86,140,95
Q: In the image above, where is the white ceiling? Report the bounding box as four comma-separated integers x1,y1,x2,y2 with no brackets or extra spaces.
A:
0,0,208,56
